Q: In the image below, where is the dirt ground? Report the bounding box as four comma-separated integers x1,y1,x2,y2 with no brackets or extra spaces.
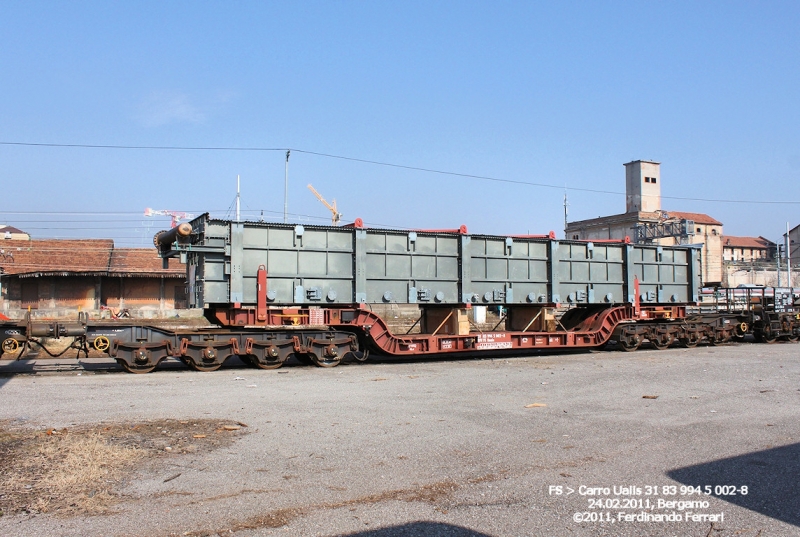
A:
0,419,247,517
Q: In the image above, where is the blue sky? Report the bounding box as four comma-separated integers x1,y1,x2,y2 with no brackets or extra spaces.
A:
1,1,798,246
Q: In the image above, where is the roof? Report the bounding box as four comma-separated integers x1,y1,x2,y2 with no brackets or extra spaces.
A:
567,209,722,229
0,239,183,278
109,248,185,276
722,236,775,249
624,159,660,165
0,225,26,234
661,211,723,226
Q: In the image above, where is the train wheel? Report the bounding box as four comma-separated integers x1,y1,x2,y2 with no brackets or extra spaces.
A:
649,333,673,351
755,329,778,344
183,346,227,372
306,347,342,367
115,346,163,373
678,336,699,348
188,361,223,372
617,330,641,352
786,335,799,343
247,343,295,369
709,331,731,346
246,352,285,370
117,359,156,374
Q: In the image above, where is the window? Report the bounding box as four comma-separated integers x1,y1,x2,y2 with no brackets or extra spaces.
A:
572,234,579,240
696,227,702,233
644,177,651,183
651,177,657,184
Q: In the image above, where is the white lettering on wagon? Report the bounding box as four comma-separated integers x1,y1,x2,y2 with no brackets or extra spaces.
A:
476,333,513,350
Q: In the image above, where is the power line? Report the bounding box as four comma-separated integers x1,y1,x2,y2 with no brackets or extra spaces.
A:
2,141,798,205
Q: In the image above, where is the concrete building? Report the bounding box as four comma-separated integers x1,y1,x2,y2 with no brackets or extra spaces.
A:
566,160,724,285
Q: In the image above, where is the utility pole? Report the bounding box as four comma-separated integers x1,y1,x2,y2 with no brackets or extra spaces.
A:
284,150,290,223
236,175,241,222
563,187,569,240
787,222,792,288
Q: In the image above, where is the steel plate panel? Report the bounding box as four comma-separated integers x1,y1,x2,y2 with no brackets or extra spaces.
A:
267,251,297,276
571,262,589,282
385,234,407,253
366,253,387,277
298,251,328,276
242,227,268,247
385,255,412,279
411,256,435,279
486,258,508,280
509,259,528,280
267,228,296,248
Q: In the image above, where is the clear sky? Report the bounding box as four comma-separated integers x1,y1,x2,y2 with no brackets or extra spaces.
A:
1,1,798,247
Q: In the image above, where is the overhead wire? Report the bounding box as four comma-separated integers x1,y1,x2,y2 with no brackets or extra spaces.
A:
1,140,798,205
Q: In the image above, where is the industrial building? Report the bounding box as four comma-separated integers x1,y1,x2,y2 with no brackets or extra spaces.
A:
565,160,724,285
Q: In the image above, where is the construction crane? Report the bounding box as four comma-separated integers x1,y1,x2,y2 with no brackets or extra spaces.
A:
144,208,196,228
306,184,342,225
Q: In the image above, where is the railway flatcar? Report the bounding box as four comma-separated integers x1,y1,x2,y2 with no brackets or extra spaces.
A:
1,214,798,372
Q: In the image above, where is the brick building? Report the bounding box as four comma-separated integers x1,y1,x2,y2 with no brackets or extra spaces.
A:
0,239,185,317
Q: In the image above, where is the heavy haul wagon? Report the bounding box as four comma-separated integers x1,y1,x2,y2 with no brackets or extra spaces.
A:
1,215,797,373
164,216,699,311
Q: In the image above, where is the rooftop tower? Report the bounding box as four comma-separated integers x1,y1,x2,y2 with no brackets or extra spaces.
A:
625,160,661,213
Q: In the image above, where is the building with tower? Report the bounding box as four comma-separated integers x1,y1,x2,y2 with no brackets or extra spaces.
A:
565,160,724,285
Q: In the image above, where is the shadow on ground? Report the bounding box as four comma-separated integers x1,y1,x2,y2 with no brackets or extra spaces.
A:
667,442,800,528
342,521,493,536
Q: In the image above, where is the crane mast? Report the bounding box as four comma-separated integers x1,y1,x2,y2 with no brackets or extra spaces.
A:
306,184,342,225
144,208,195,228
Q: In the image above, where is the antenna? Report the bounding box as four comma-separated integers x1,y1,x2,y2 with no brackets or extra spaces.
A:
563,187,569,239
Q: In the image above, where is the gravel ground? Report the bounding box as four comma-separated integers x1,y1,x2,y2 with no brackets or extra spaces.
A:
0,342,798,537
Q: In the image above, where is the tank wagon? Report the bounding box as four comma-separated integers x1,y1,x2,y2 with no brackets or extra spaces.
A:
1,214,798,372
